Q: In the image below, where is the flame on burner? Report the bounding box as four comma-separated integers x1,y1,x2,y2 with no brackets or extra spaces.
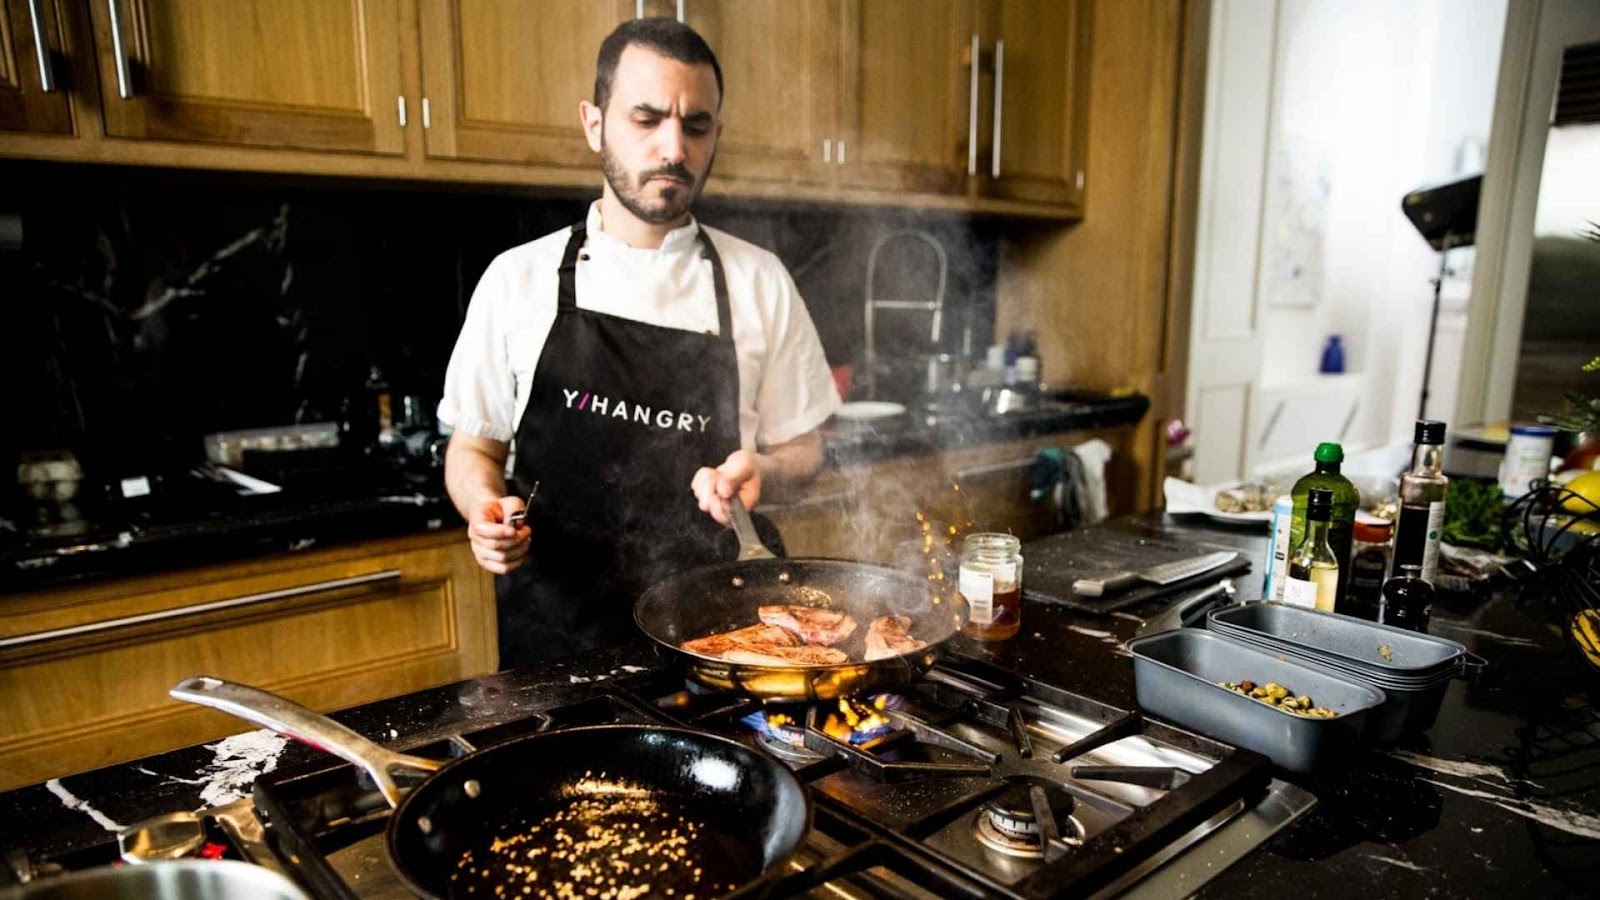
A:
821,697,894,744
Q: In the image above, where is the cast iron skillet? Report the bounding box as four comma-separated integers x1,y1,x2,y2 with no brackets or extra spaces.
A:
170,677,810,900
634,499,969,702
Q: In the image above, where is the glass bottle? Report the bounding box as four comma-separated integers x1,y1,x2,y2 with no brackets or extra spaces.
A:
1342,518,1393,621
1290,443,1359,602
1379,564,1435,633
960,533,1023,641
1391,420,1449,584
1285,488,1340,611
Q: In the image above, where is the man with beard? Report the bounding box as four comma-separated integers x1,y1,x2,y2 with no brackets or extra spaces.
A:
438,18,839,668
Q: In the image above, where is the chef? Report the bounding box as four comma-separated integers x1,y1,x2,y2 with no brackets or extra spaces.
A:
437,18,839,668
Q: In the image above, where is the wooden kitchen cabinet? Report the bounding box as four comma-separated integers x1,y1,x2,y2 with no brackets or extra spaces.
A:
680,0,838,185
0,530,496,791
835,0,973,195
978,0,1092,207
766,427,1130,562
418,0,632,166
0,0,73,134
86,0,406,154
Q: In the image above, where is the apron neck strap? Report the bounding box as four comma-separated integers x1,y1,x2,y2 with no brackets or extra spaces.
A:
555,221,735,342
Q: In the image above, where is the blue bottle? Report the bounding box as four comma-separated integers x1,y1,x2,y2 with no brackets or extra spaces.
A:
1319,335,1345,374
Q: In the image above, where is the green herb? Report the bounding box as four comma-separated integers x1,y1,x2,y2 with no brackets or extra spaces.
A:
1443,479,1505,551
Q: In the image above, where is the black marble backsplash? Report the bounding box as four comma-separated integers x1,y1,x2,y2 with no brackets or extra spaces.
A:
0,161,998,502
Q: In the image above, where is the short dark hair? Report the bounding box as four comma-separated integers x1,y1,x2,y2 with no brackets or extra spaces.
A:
594,17,723,111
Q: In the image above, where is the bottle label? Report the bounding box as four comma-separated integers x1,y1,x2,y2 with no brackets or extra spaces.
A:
1421,500,1445,583
1267,499,1293,602
1283,577,1318,609
960,566,995,625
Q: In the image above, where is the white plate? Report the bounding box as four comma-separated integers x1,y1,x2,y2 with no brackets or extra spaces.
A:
1163,477,1275,527
833,401,907,421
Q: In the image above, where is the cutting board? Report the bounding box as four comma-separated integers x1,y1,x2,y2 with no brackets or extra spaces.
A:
1023,526,1252,613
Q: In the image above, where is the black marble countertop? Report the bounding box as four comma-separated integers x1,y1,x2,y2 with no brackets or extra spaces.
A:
4,513,1592,896
2,392,1146,595
822,391,1149,468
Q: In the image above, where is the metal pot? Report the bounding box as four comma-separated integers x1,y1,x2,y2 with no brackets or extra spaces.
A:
0,860,309,900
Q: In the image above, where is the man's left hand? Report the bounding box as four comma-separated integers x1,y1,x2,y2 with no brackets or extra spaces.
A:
691,449,763,526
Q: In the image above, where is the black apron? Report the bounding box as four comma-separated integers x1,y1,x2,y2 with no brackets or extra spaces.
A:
496,222,742,668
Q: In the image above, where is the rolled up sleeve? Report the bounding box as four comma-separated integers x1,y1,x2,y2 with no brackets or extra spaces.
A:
437,257,517,442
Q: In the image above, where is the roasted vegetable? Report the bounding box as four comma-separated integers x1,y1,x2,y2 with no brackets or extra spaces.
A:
1218,680,1338,718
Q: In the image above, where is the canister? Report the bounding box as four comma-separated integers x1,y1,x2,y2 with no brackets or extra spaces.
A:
1500,424,1556,498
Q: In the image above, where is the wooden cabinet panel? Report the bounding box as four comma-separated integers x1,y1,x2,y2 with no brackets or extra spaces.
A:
419,0,633,165
682,0,838,185
0,531,496,791
983,0,1091,206
89,0,405,154
837,0,973,194
0,0,72,133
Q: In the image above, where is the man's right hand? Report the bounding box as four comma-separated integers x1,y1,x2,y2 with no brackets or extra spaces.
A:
467,496,531,574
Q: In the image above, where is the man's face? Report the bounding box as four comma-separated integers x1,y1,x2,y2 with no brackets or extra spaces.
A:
582,45,721,225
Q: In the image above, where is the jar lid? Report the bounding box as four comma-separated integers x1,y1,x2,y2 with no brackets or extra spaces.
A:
1354,520,1393,542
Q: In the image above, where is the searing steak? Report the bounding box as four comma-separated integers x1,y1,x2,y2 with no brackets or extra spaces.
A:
723,645,851,666
758,605,859,646
680,623,798,657
864,615,926,661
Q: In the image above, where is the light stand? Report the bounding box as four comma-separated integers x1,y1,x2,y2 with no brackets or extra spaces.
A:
1401,174,1481,422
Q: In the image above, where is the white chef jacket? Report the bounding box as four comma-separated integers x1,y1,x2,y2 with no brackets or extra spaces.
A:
438,203,840,458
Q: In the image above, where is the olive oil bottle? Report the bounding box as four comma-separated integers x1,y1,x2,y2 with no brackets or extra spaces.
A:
1286,488,1340,611
1289,443,1359,601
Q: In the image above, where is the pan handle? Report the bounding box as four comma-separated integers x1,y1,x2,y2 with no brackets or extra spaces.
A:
170,676,442,808
728,496,776,560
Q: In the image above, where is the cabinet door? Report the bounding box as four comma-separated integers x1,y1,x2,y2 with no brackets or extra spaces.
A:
0,533,496,791
983,0,1090,207
0,0,72,133
837,0,974,194
681,0,837,185
419,0,634,165
89,0,405,154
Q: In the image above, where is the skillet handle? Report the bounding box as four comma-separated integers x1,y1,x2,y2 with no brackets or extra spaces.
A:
728,496,776,560
170,676,441,808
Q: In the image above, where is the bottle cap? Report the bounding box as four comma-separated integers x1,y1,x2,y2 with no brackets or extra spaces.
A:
1306,487,1333,520
1414,420,1446,445
1399,563,1424,577
1313,442,1344,465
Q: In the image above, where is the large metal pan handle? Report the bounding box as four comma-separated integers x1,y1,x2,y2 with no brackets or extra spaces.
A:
728,496,776,560
171,676,441,808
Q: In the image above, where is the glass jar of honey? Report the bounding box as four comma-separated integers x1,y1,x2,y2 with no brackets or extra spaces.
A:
959,533,1023,640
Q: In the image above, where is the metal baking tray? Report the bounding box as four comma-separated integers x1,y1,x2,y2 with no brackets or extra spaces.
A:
1210,629,1454,743
1127,629,1386,773
1208,603,1466,678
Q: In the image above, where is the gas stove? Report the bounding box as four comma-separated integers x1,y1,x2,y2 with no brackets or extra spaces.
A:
207,656,1312,899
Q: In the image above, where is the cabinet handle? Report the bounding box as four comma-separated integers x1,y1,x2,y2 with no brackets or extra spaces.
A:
967,33,980,176
0,569,404,651
676,0,685,22
26,0,55,92
822,138,831,163
635,0,644,17
837,139,845,165
421,97,431,129
991,39,1005,179
106,0,133,99
397,94,407,127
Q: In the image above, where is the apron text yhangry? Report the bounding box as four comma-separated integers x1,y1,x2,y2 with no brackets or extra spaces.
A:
562,388,713,433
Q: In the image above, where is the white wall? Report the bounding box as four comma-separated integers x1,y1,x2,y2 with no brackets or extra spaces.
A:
1189,0,1507,484
1258,0,1505,442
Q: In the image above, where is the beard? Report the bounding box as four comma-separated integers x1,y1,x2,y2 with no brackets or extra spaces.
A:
599,133,714,226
